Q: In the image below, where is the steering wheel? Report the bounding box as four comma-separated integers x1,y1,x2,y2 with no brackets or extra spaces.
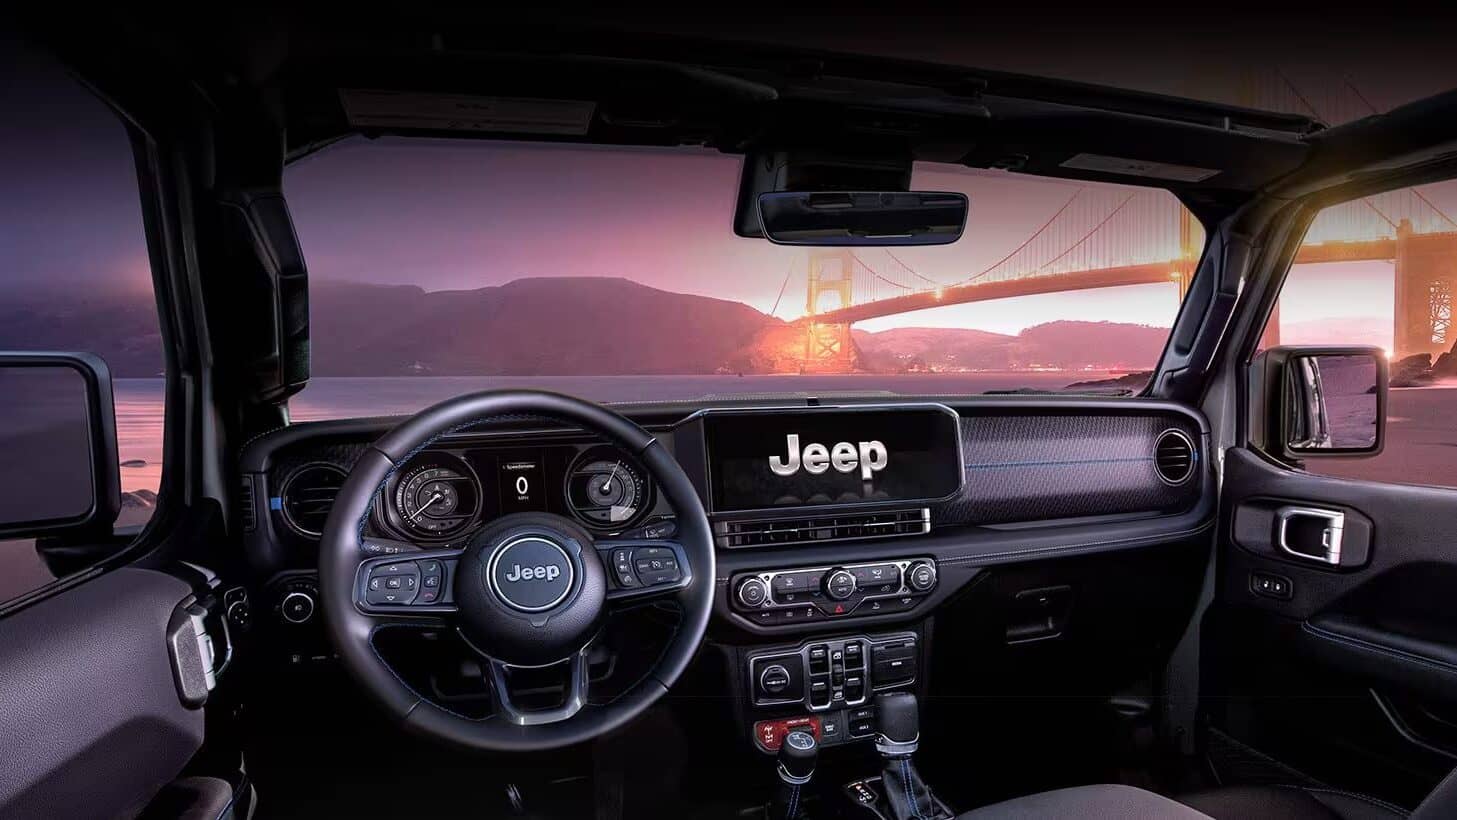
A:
318,390,715,751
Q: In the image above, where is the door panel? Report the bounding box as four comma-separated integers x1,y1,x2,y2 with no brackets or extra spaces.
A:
0,568,206,820
1209,447,1457,804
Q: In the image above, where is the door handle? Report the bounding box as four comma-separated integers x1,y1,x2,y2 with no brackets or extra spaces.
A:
1276,506,1345,566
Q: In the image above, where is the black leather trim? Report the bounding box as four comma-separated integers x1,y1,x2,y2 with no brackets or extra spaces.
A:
0,568,204,819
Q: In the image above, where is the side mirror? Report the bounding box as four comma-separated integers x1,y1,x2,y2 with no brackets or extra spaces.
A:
0,353,120,538
1251,346,1387,460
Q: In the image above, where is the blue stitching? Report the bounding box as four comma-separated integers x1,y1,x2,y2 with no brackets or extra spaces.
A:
901,757,923,820
966,456,1154,470
786,783,799,819
1302,622,1457,677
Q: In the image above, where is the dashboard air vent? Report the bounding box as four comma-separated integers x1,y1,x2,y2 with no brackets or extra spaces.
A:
1154,429,1196,486
239,477,257,533
714,508,930,549
280,464,348,537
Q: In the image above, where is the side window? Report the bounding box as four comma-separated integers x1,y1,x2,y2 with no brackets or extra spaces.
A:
0,43,166,601
1258,178,1457,486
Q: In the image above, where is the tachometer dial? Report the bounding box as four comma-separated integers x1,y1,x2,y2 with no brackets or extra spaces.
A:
565,447,651,530
388,455,482,541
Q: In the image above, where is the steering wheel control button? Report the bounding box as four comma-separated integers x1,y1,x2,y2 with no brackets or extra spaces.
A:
489,536,575,612
621,520,677,541
610,549,641,588
737,577,769,608
907,560,937,593
631,546,682,586
366,561,422,605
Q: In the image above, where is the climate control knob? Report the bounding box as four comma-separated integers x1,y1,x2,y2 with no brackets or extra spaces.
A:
824,569,857,601
736,577,769,608
906,560,938,593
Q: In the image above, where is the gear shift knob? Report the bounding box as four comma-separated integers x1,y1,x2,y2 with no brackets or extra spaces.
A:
777,730,818,784
874,692,920,750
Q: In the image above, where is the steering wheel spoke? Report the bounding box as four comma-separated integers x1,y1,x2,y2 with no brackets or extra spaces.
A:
354,547,464,622
597,538,695,607
484,647,592,726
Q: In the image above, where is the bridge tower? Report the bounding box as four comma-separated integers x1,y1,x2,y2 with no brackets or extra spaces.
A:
1394,220,1457,360
803,249,858,373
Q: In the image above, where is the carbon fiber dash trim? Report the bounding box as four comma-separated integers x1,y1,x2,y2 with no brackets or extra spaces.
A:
939,413,1203,525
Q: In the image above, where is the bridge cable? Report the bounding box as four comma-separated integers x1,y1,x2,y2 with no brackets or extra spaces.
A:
849,253,917,291
958,187,1085,285
1035,193,1138,273
883,250,947,287
1410,189,1457,229
1361,199,1398,231
768,257,795,318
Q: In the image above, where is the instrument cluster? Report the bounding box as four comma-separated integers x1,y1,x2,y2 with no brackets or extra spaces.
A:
370,441,659,544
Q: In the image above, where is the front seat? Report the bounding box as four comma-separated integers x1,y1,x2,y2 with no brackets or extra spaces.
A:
955,767,1457,819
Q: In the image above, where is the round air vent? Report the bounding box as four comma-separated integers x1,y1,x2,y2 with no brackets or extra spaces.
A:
1154,429,1196,486
280,464,348,537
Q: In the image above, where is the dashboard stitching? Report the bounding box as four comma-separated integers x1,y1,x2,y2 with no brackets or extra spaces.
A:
964,456,1155,470
709,521,1213,583
1301,621,1457,677
936,522,1213,564
239,426,287,459
1287,786,1409,816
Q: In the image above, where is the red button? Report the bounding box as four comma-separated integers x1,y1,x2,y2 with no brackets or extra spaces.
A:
754,716,822,751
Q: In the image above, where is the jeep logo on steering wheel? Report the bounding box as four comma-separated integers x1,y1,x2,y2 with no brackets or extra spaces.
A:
505,563,561,582
489,536,574,612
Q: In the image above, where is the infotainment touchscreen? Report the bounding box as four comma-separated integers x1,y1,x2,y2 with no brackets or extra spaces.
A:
702,406,963,513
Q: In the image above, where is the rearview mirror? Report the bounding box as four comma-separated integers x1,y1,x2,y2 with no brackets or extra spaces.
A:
757,191,968,246
1252,346,1386,460
0,353,120,538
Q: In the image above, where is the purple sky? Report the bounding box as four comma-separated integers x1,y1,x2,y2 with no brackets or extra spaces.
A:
286,138,1196,335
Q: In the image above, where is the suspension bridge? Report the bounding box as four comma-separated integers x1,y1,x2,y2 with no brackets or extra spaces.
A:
785,186,1457,373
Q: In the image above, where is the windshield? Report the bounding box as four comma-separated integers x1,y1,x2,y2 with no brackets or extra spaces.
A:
285,139,1205,419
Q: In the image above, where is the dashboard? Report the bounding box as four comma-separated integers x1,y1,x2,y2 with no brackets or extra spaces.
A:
240,398,1209,628
236,396,1213,755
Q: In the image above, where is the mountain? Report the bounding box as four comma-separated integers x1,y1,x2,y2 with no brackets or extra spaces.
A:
310,277,779,376
1012,321,1169,369
853,327,1017,370
0,277,1175,377
0,283,165,377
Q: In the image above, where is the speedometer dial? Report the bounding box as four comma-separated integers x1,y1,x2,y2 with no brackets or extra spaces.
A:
565,447,650,531
388,455,482,541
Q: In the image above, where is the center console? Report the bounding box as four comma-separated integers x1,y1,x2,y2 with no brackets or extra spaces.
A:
744,631,920,752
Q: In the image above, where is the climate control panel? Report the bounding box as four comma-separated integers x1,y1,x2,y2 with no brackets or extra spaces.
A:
731,558,938,626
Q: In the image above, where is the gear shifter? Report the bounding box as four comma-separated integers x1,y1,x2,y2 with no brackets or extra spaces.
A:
874,692,953,820
769,730,817,820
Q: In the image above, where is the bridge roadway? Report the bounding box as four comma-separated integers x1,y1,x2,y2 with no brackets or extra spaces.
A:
805,239,1409,327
